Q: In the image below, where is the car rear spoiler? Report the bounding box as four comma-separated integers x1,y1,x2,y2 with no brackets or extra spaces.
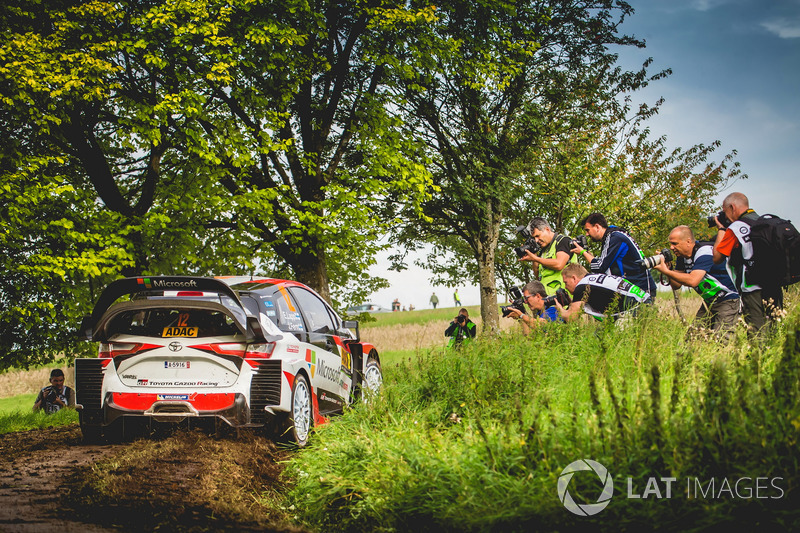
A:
78,276,275,343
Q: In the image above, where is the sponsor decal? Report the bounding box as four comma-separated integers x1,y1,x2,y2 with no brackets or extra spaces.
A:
136,380,219,386
265,301,274,307
121,374,137,380
164,361,190,369
168,341,183,352
287,345,299,353
317,358,341,384
305,349,316,378
163,327,198,338
319,391,343,407
157,394,189,401
137,278,199,289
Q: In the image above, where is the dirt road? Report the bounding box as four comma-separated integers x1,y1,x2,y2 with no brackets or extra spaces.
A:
0,425,302,533
0,426,123,532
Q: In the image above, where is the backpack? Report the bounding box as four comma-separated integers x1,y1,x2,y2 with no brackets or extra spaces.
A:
745,214,800,287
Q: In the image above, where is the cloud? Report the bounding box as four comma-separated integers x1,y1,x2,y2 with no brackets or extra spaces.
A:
761,17,800,38
689,0,737,12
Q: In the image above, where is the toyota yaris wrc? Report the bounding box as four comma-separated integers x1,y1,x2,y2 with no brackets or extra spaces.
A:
75,276,382,445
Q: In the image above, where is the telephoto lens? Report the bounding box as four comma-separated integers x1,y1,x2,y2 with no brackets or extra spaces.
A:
640,249,673,269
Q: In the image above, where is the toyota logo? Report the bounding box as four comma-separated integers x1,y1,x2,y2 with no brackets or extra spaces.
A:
168,341,183,352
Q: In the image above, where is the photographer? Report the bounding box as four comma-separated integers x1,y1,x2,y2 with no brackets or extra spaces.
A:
33,368,75,414
652,226,740,334
445,308,476,348
556,263,651,322
518,218,577,295
574,213,657,299
503,281,561,335
711,192,779,332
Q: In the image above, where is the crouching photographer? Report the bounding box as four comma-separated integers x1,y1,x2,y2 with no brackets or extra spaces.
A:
502,281,569,335
651,225,740,335
515,218,578,295
556,263,651,322
33,368,75,414
445,308,476,348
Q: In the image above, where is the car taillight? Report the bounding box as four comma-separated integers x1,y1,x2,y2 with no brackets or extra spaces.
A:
98,342,160,359
189,343,247,357
175,291,204,296
245,342,276,359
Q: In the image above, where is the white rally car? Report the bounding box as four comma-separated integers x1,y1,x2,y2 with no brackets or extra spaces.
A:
75,276,382,445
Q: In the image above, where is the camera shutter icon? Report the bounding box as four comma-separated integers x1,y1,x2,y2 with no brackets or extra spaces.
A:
557,459,614,516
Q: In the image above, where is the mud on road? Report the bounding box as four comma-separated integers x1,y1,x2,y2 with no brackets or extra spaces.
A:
0,425,305,533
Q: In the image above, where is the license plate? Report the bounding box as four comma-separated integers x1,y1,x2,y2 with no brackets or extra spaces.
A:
165,361,190,369
162,326,198,337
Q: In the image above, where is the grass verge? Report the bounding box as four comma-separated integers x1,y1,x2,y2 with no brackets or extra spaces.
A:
284,300,800,532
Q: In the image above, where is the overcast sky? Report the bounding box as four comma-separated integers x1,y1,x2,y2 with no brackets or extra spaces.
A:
366,0,800,310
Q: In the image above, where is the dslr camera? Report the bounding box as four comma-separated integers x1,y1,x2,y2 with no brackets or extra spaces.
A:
572,234,588,250
639,248,673,269
454,314,466,325
707,210,731,229
501,285,527,317
513,225,541,258
542,288,571,309
45,386,58,403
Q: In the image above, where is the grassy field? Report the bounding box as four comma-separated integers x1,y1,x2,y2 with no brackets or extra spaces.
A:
285,290,800,532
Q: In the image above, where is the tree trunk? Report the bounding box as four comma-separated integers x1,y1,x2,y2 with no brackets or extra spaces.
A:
476,202,502,333
291,244,332,304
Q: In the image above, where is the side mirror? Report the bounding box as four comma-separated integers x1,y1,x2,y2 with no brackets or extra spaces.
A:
77,315,94,340
342,320,360,342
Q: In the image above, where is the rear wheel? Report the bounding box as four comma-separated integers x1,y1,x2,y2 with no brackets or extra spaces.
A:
287,373,312,447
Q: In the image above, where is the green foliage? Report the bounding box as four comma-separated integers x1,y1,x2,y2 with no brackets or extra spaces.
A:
0,406,78,434
285,303,800,531
0,0,437,367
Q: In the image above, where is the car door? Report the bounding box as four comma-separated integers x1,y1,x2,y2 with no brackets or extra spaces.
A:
288,287,349,414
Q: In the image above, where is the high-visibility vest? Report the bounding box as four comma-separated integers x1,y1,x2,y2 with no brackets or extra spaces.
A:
539,234,578,295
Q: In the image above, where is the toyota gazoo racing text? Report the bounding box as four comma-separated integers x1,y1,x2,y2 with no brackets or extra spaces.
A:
75,276,382,446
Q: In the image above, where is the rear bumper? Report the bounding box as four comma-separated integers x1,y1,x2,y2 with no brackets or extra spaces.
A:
102,391,249,427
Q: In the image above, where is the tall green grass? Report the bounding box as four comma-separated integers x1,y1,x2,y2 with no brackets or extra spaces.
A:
0,406,78,434
284,302,800,532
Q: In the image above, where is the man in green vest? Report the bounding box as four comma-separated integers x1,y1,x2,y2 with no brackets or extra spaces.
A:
445,308,476,348
518,217,578,295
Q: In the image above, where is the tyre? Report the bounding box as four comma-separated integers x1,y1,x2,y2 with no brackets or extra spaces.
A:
362,356,382,401
79,411,103,444
287,373,313,447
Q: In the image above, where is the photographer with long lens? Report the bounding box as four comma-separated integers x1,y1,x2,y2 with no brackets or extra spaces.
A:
651,226,740,335
573,213,657,299
517,218,577,295
445,308,476,348
555,263,651,321
503,281,567,335
33,368,75,414
711,192,779,333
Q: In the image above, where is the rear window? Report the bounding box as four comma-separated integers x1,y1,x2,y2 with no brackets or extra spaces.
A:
107,309,241,338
